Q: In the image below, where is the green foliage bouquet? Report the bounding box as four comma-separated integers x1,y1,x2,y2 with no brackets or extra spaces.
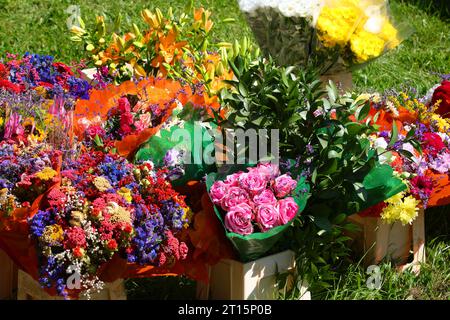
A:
218,52,406,229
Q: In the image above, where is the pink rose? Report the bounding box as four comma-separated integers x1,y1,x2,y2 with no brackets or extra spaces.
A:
224,203,254,235
238,171,267,195
253,189,277,206
134,113,152,131
256,204,280,232
278,197,299,225
210,181,229,205
221,186,250,211
225,172,242,186
273,174,297,198
255,162,280,180
86,125,105,138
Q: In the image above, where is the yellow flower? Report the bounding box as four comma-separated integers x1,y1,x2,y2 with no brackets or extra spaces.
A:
317,5,361,48
430,114,450,133
117,187,133,203
182,207,193,229
40,224,64,245
381,193,419,225
93,176,112,192
0,117,4,127
350,29,385,63
35,167,57,181
379,21,399,49
106,202,132,224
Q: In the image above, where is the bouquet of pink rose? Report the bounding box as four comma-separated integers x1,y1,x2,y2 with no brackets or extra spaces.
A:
206,162,309,262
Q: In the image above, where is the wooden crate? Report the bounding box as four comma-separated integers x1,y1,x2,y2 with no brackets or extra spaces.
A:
347,209,425,273
0,249,17,300
196,250,310,300
17,269,127,300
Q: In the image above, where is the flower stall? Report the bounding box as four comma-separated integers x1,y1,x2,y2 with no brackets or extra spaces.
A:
0,1,449,301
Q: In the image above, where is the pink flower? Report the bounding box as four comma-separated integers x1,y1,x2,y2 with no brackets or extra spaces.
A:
253,189,277,206
256,204,280,232
273,174,297,198
224,203,254,235
210,180,229,205
134,113,152,131
86,125,105,138
221,186,250,211
4,112,23,139
179,242,188,260
118,97,131,114
278,197,299,225
238,171,267,195
64,227,87,249
225,172,242,186
255,162,280,180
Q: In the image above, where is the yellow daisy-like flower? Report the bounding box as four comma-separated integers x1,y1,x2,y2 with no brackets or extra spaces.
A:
40,224,64,245
381,192,419,226
117,187,133,203
430,114,450,133
35,167,57,181
350,29,385,63
0,117,4,127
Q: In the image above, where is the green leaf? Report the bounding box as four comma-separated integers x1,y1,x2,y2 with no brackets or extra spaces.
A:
356,101,371,122
345,122,364,136
333,213,347,224
388,121,398,148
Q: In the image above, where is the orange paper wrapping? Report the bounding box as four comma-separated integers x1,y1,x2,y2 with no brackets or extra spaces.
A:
427,171,450,207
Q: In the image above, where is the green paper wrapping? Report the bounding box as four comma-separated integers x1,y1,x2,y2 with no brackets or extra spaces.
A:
135,109,217,186
205,164,310,263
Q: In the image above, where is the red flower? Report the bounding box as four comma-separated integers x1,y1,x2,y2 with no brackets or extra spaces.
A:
422,132,445,157
158,252,167,266
179,242,188,260
64,227,87,249
107,239,118,251
390,151,404,173
37,81,53,88
431,80,450,118
124,223,133,234
47,188,67,208
0,63,8,79
0,79,22,93
73,247,84,258
53,62,74,76
410,175,433,201
118,97,131,114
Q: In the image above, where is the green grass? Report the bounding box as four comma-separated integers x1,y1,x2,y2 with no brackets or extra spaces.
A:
0,0,448,300
354,0,450,94
1,0,448,94
0,0,251,63
327,239,450,300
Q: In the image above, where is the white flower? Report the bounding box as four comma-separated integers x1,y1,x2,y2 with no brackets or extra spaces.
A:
374,137,388,150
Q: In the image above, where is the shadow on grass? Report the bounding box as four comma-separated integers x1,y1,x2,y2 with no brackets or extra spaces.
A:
125,276,197,300
400,0,450,20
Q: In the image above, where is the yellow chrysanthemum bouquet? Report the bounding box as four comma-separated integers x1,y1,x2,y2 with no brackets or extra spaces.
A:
315,0,409,73
240,0,410,75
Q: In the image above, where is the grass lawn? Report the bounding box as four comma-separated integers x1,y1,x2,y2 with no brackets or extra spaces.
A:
0,0,449,300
